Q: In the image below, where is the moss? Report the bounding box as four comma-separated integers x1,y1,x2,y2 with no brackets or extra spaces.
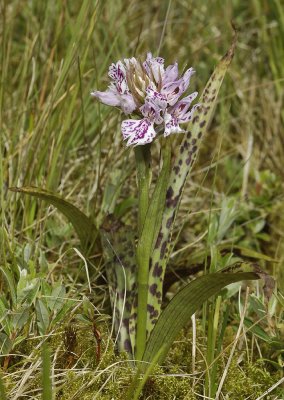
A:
4,318,283,400
223,359,283,399
55,324,133,400
143,365,197,400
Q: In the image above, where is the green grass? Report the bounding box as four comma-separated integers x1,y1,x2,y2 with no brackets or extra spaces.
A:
0,0,284,398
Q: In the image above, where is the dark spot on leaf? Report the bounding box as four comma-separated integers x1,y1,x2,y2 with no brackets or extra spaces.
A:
186,155,192,165
153,262,163,277
160,241,167,259
166,216,173,229
149,283,158,295
147,304,155,313
155,232,163,249
173,166,180,175
166,186,174,200
124,339,132,352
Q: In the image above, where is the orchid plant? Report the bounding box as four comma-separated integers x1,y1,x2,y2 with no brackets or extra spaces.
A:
11,35,272,382
92,53,200,358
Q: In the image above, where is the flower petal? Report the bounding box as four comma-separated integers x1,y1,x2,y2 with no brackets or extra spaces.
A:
145,84,167,110
120,93,137,114
143,53,165,84
91,87,121,107
91,86,136,114
162,67,195,106
140,100,164,125
178,103,200,123
182,67,195,93
121,118,156,146
108,61,129,94
163,63,179,85
171,91,198,117
108,61,126,81
164,112,184,137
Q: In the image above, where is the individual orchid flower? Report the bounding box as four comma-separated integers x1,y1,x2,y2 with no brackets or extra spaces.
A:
91,61,136,115
91,53,199,146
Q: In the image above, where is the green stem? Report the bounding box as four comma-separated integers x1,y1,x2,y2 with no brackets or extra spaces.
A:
134,145,151,360
135,145,151,236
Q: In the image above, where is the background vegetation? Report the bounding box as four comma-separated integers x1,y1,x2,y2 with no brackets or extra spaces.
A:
0,0,283,398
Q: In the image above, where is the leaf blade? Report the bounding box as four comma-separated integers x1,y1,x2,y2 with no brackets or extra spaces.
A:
147,34,238,334
143,263,263,365
10,186,97,252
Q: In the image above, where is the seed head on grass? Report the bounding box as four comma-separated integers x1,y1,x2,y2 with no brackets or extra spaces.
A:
91,53,199,146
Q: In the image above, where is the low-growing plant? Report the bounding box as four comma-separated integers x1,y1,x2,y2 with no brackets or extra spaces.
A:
0,245,77,371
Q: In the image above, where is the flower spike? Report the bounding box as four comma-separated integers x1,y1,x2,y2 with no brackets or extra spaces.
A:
91,54,198,145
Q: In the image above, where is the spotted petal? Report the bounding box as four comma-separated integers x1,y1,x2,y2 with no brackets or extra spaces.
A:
164,112,184,137
145,84,167,111
171,91,199,117
178,103,200,123
162,68,195,106
122,118,156,146
108,61,126,81
143,52,165,85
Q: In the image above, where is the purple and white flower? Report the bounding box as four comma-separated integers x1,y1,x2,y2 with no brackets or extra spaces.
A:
91,53,199,146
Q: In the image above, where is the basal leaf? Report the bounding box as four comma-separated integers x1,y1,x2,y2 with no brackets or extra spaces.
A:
100,215,137,353
142,263,266,366
10,186,97,252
